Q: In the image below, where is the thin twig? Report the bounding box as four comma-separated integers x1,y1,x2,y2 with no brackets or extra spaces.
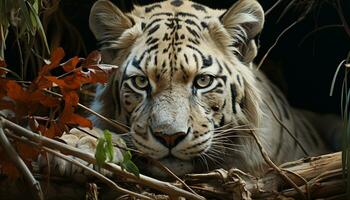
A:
276,0,298,23
258,1,314,70
265,0,284,16
257,20,300,70
263,99,309,156
282,169,310,199
336,0,350,38
0,123,43,200
6,132,152,200
15,29,24,80
43,89,129,133
1,117,205,200
0,67,22,80
298,24,344,47
249,130,307,200
75,127,199,196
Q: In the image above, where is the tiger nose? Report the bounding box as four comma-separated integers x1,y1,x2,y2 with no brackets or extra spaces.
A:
152,129,189,148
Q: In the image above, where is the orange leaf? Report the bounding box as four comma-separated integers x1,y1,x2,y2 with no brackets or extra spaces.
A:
82,50,101,67
31,91,60,107
64,90,79,106
89,70,108,83
16,142,39,162
6,81,29,102
43,123,62,138
67,113,92,128
62,56,80,72
38,48,65,77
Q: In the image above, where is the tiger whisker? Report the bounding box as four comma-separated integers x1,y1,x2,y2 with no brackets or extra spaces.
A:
213,128,259,133
202,152,223,167
198,155,209,172
211,144,245,154
211,141,245,147
213,123,251,131
212,135,252,139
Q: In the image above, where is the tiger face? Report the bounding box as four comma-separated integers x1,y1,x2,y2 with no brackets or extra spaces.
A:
89,0,264,176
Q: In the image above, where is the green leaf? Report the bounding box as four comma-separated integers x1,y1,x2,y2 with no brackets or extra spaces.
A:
119,151,139,177
26,1,49,53
123,150,132,161
104,130,114,162
95,129,139,177
95,137,106,167
18,0,33,34
121,160,140,177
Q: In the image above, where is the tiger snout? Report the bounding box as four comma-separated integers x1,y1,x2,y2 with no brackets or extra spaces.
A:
149,90,191,150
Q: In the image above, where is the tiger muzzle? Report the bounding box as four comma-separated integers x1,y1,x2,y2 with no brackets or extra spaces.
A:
149,89,190,149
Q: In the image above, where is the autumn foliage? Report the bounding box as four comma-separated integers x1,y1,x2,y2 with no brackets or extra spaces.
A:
0,48,114,178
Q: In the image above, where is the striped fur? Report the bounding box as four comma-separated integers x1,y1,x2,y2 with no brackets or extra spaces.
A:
89,0,330,177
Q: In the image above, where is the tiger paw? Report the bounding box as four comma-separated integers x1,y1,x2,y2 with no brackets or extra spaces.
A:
38,127,124,179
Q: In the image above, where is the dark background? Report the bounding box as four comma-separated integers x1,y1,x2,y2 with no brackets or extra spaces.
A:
6,0,350,115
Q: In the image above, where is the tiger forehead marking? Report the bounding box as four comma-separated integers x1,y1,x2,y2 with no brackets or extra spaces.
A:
90,0,329,178
125,0,226,87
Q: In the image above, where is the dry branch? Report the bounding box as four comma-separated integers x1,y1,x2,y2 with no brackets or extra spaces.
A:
0,122,43,200
186,152,345,200
0,117,205,200
0,116,346,199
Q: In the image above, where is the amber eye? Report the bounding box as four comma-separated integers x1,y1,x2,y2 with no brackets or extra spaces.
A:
131,76,149,90
194,74,214,89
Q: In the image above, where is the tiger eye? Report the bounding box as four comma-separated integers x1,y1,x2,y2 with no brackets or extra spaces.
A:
194,74,214,89
132,76,149,90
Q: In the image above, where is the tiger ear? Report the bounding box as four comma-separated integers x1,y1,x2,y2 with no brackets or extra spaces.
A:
220,0,264,63
89,0,134,47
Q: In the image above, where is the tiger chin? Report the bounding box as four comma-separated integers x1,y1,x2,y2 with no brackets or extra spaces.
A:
52,0,340,179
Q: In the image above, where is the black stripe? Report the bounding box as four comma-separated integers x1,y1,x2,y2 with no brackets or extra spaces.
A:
186,26,200,38
175,12,198,18
171,0,183,7
230,84,237,114
180,63,188,80
144,18,162,31
216,59,223,74
185,19,201,30
193,53,199,70
145,4,161,13
188,38,200,45
147,44,159,53
192,4,207,13
141,22,146,30
187,44,212,68
146,38,159,45
154,55,158,66
223,62,232,75
184,54,189,64
151,12,173,18
132,57,142,69
163,33,170,41
237,75,242,86
200,22,208,29
148,24,160,35
217,75,227,84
